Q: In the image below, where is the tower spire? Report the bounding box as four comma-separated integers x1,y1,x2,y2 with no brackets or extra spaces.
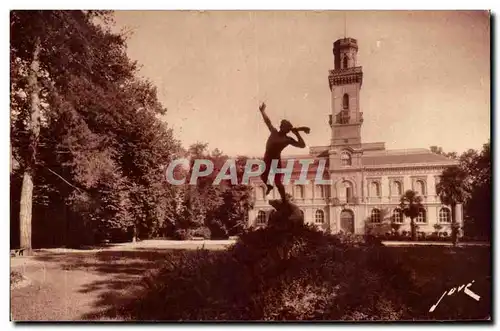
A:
344,12,347,38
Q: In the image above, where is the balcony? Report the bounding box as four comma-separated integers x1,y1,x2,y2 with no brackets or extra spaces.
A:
331,196,359,206
334,111,363,125
338,111,350,124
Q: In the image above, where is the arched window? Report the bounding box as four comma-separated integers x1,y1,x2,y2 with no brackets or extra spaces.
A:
257,211,266,224
439,207,451,223
299,209,305,219
416,208,427,223
343,56,348,68
371,208,381,223
415,180,425,196
315,185,324,198
343,93,349,110
392,181,402,196
343,181,353,201
296,185,305,199
315,210,325,224
392,208,403,223
370,181,381,197
341,151,352,166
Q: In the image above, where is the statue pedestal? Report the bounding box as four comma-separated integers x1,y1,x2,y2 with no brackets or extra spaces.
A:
267,199,304,231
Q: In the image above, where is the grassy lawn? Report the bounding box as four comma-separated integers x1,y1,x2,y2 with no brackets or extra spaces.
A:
10,240,491,321
10,248,181,321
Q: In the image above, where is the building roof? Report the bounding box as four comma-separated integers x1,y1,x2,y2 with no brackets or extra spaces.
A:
362,149,457,167
248,149,457,185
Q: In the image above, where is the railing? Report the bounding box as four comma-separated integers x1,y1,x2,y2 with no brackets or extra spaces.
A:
328,66,362,76
331,196,359,206
347,196,359,204
334,111,363,124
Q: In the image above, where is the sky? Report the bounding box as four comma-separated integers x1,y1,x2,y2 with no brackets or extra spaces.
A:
113,10,490,157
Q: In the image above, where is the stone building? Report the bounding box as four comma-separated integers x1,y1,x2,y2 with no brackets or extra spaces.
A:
248,37,462,236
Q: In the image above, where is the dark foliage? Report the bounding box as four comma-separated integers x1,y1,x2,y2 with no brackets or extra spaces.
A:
118,224,421,321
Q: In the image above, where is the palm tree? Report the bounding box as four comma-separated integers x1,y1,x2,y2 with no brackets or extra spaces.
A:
436,166,470,246
399,190,424,241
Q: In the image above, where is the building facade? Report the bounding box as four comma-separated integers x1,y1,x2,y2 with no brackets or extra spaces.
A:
248,37,462,236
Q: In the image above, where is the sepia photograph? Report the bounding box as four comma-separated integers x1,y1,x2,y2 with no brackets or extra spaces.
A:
9,9,491,322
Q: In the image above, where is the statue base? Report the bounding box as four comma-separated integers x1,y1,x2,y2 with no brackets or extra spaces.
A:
267,199,304,230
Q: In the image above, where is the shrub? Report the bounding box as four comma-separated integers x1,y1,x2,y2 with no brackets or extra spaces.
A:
173,228,192,240
428,232,439,241
120,220,414,321
190,226,211,239
433,223,443,232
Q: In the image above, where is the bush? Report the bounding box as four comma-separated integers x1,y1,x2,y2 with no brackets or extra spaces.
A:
120,221,413,320
190,226,211,239
173,228,192,240
428,232,439,241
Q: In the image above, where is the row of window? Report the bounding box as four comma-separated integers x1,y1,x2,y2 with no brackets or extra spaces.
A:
368,180,426,197
257,207,452,225
256,209,325,225
255,185,328,200
256,179,430,200
370,207,452,223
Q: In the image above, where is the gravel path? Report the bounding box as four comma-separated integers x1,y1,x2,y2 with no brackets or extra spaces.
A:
10,240,234,321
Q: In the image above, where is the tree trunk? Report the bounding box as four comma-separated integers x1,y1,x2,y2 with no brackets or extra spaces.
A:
19,173,33,253
451,203,458,246
132,224,137,242
410,218,417,241
19,37,41,255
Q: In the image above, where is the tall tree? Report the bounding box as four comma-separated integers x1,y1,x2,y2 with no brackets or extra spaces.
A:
11,10,132,250
464,141,491,238
11,11,181,247
429,145,458,159
436,166,470,245
399,190,424,241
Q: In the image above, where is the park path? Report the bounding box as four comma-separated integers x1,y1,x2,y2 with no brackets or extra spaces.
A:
10,240,234,321
11,257,110,321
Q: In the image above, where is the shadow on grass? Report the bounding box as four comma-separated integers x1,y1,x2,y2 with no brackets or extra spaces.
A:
32,248,200,320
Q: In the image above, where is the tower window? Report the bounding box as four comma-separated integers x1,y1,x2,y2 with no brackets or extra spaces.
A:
340,151,352,166
343,56,348,69
343,180,354,203
343,94,349,110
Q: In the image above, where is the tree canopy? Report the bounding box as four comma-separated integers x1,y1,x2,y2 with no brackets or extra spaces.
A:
10,10,253,248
